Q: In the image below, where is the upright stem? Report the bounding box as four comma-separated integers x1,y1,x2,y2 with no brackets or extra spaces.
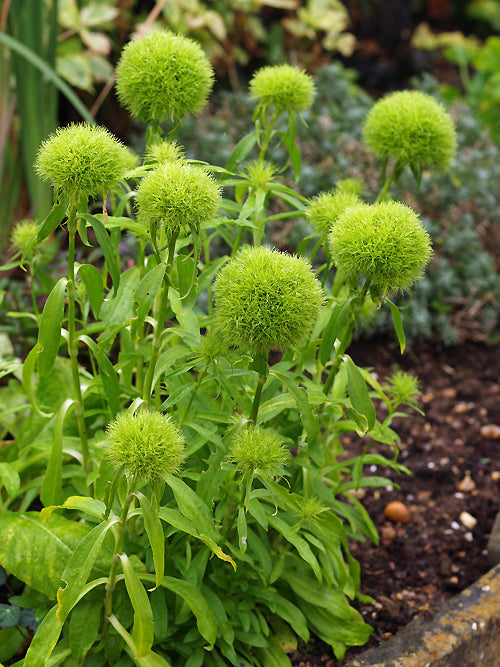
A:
142,233,178,405
322,283,370,396
67,207,90,473
250,373,266,425
103,480,136,628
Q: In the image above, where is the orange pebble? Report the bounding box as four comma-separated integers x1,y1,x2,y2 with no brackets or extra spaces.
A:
384,501,411,523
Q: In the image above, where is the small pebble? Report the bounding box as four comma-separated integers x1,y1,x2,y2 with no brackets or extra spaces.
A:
384,501,411,523
480,424,500,440
460,511,477,530
457,475,476,492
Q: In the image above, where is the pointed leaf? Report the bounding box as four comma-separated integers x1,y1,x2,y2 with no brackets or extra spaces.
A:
23,604,63,667
270,370,318,443
40,398,75,507
78,264,104,318
320,297,353,366
132,263,166,332
80,213,120,295
119,554,154,657
69,600,101,661
135,493,164,590
37,278,67,378
344,356,376,431
387,299,406,353
37,197,68,243
0,462,20,499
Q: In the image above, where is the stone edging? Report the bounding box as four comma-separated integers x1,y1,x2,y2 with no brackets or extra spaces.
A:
346,564,500,667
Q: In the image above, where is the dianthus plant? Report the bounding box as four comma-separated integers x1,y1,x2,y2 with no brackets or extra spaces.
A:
0,30,455,667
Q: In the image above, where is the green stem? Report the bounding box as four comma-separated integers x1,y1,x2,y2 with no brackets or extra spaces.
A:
258,108,280,164
322,283,370,396
67,207,90,473
180,367,207,427
103,479,136,628
142,233,178,405
250,372,266,425
231,226,245,258
375,168,396,203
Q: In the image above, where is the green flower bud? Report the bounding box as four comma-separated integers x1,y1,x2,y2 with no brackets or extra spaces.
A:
198,329,227,365
213,246,324,354
136,162,221,238
242,160,278,189
387,369,420,409
36,123,135,200
228,426,288,477
105,410,185,485
10,219,43,255
328,201,432,294
249,64,315,113
116,31,214,123
363,90,457,173
145,140,185,165
306,189,362,241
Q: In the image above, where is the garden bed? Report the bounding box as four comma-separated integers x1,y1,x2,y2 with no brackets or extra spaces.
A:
290,339,500,666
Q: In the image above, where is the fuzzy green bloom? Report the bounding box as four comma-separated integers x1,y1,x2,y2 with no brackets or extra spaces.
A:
105,410,185,485
242,160,278,189
136,162,221,237
10,220,42,255
116,31,214,123
213,246,324,354
228,426,288,477
387,369,420,409
328,201,432,293
363,90,457,172
306,189,362,241
198,329,227,365
36,123,135,200
145,140,185,165
249,64,315,113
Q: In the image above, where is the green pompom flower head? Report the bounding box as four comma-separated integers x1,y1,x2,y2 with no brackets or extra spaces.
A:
136,162,221,243
306,189,362,242
10,220,46,257
363,90,457,181
36,123,135,201
328,201,432,297
105,410,185,485
387,369,421,410
213,246,324,355
250,64,315,113
116,31,214,125
228,426,288,479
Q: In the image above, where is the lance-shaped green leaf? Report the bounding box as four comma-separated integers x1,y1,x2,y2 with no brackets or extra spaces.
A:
140,574,217,647
387,299,406,353
268,514,322,582
79,213,120,295
23,604,63,667
69,600,102,662
40,398,74,507
119,554,154,658
132,263,166,336
344,356,376,432
57,517,118,621
164,472,218,543
0,512,91,599
77,263,104,319
37,277,67,378
0,462,20,499
37,195,69,243
41,496,106,523
270,370,318,443
108,614,172,667
175,254,198,309
319,297,354,366
226,131,257,173
97,349,120,417
135,492,164,590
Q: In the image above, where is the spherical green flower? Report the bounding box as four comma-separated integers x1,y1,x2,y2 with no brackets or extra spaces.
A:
363,90,457,172
36,123,135,200
105,410,185,485
328,201,432,293
228,426,288,477
306,189,362,241
136,162,221,237
213,246,324,354
116,31,214,123
249,64,315,113
145,140,185,165
10,220,43,255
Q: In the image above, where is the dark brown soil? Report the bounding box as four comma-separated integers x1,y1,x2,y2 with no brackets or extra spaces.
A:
291,339,500,667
